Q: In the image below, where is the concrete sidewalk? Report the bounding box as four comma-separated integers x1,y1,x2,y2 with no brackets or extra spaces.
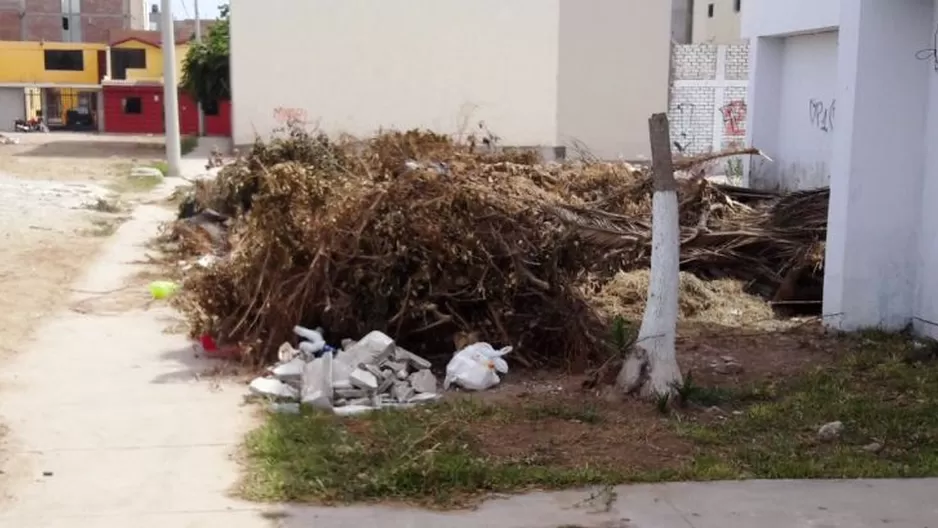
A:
0,146,935,527
273,479,938,528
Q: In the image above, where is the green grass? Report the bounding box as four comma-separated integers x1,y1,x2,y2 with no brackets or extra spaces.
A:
240,400,634,506
108,173,164,194
151,161,169,176
240,332,938,507
677,332,938,479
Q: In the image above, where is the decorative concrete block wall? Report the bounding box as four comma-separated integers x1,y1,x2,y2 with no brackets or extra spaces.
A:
669,43,749,161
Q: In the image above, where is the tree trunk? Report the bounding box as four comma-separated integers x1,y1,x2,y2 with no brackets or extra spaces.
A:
617,113,683,399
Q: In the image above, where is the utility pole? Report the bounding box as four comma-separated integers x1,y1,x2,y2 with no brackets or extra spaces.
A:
194,0,205,137
161,0,182,177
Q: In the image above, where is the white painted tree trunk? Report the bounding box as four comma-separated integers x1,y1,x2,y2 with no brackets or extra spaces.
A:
617,113,683,399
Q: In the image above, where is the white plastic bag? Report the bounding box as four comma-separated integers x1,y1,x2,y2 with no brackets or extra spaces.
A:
443,343,512,391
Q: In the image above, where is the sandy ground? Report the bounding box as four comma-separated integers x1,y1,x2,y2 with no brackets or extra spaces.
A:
0,132,166,355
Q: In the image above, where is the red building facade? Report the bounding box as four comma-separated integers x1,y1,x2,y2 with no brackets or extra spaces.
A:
102,82,231,137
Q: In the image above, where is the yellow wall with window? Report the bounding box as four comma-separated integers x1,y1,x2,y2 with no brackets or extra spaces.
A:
0,41,104,85
116,40,190,83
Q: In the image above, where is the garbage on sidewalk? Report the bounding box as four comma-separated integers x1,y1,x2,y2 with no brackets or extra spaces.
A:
248,329,455,415
444,342,512,391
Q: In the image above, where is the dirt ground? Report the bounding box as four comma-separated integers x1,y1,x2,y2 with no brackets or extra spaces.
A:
0,132,167,356
450,321,839,474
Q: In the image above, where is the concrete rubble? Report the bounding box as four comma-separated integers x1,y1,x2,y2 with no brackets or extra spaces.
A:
248,328,441,414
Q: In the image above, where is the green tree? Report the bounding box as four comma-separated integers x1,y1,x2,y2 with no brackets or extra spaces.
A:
181,4,230,105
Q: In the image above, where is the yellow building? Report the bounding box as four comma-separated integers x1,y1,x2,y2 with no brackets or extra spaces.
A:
0,31,190,131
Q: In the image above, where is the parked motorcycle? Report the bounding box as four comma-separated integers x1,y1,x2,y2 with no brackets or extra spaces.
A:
13,117,47,133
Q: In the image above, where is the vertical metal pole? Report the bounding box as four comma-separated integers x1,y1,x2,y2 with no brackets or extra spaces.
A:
161,0,182,176
194,0,205,136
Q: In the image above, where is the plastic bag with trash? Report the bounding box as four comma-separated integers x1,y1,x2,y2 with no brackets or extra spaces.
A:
443,343,512,391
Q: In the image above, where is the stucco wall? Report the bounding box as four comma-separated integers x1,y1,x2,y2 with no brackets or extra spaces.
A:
741,0,839,38
916,0,938,337
758,31,838,190
231,0,560,148
557,0,671,160
231,0,671,160
744,0,841,191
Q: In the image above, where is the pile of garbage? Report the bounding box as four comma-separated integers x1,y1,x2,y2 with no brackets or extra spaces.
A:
170,128,830,370
248,327,511,414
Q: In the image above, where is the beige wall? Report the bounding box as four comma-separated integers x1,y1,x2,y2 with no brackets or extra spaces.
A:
558,0,671,159
231,0,670,159
693,0,743,43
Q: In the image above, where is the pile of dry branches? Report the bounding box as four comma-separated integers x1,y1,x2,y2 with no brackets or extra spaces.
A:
173,129,828,368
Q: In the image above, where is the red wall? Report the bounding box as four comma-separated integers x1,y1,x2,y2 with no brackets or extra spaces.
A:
102,85,164,135
205,100,232,137
103,85,232,137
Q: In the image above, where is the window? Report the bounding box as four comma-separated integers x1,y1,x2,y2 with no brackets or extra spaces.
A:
111,48,147,80
203,99,219,116
44,50,84,71
123,97,142,114
707,3,715,17
734,0,741,12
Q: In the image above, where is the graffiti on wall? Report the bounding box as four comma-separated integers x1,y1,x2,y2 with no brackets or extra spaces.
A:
672,102,695,153
273,107,308,125
808,99,835,133
720,100,746,136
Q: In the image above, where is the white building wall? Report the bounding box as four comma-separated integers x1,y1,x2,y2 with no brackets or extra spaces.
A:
824,0,932,332
761,31,838,190
557,0,671,160
746,0,938,333
741,0,839,38
916,0,938,337
230,0,672,160
231,0,560,148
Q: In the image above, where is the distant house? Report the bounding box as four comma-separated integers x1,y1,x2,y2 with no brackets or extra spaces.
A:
229,0,673,161
693,0,744,44
743,0,938,337
0,0,149,42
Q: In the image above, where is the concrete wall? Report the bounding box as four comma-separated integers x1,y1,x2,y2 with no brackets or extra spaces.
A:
916,0,938,337
822,0,932,332
668,43,749,166
743,0,842,191
751,31,838,190
692,0,742,43
231,0,672,160
557,0,671,160
741,0,839,38
671,0,692,43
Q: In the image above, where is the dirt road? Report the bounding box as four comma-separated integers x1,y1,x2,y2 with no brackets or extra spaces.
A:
0,132,165,356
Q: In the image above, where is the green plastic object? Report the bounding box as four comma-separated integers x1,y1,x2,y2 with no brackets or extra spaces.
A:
149,280,180,300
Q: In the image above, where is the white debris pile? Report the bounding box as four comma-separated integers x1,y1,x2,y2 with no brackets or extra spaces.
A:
248,328,443,415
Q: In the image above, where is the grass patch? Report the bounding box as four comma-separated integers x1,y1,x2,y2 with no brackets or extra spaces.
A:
241,399,648,507
678,332,938,479
240,332,938,507
108,173,164,194
181,135,199,156
151,161,169,176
